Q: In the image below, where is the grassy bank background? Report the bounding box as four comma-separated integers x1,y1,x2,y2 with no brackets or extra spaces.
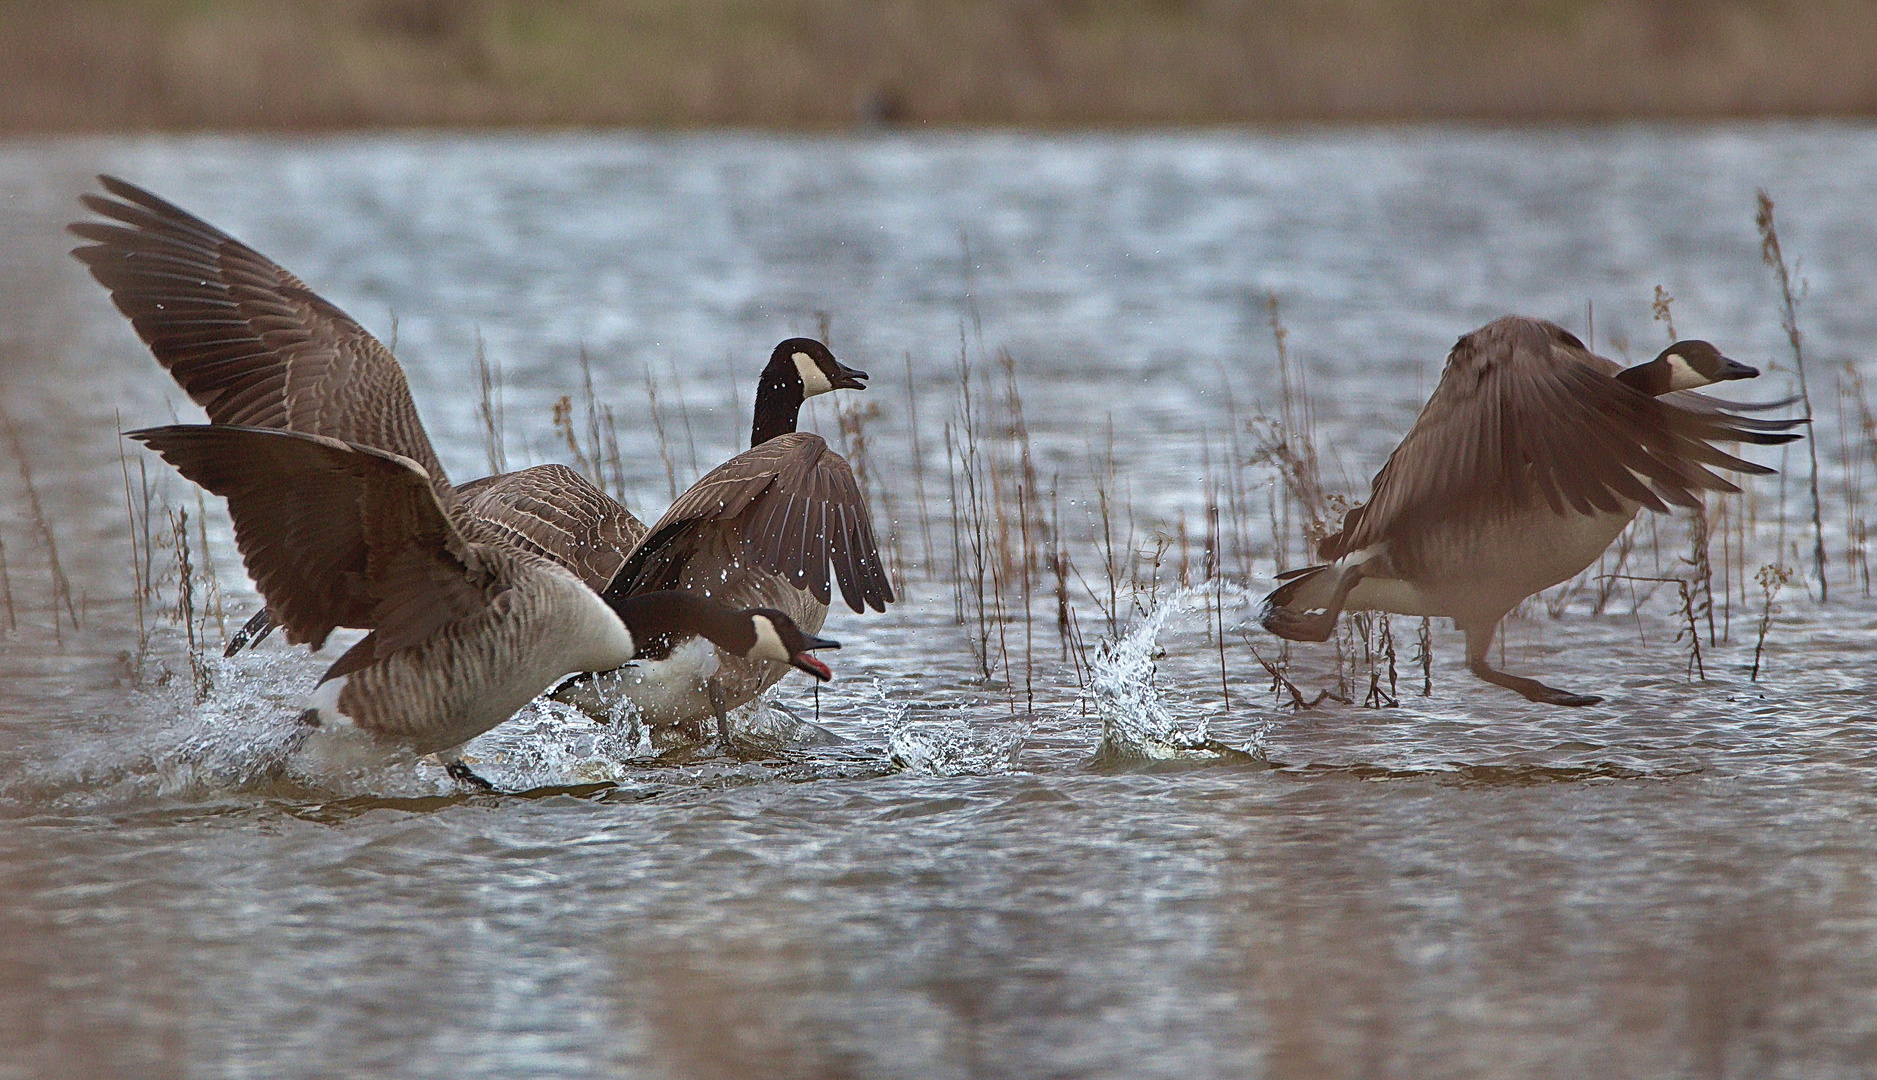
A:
5,0,1877,132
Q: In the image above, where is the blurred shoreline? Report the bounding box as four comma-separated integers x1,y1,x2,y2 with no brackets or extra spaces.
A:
6,0,1877,133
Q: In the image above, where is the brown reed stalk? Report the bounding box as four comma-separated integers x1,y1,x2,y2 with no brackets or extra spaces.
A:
170,507,211,702
944,422,966,626
1614,575,1705,680
1018,478,1035,713
1209,482,1228,713
1364,615,1399,707
1756,190,1827,601
660,355,702,480
1651,284,1677,340
1686,500,1717,647
904,352,937,579
641,363,679,501
1416,617,1433,695
116,418,147,671
1843,363,1876,596
1246,637,1343,710
194,487,226,644
1,405,78,638
0,531,14,636
475,330,509,476
1750,563,1792,682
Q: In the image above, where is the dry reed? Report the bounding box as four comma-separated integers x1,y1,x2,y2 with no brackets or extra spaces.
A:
1756,190,1827,601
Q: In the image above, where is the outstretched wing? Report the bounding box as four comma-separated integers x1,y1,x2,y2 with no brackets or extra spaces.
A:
128,424,496,652
1322,317,1804,561
72,176,452,495
610,432,893,613
456,464,647,591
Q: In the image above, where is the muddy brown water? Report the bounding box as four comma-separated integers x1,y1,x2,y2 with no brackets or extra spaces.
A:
2,128,1876,1078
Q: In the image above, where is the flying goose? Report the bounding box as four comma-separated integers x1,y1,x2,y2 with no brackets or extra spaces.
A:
127,423,838,785
1260,316,1803,706
69,177,891,737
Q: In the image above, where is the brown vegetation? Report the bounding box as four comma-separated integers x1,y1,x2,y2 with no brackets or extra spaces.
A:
6,0,1877,132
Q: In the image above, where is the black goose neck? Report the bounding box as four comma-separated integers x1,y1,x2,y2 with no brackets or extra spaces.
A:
606,589,754,659
1615,359,1666,396
750,365,805,447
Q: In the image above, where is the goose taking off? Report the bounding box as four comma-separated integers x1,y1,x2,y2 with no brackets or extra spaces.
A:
71,175,891,741
1260,316,1803,706
128,424,838,785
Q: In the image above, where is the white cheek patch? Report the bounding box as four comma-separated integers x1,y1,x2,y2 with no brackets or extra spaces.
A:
793,351,835,398
1665,353,1707,391
749,615,791,662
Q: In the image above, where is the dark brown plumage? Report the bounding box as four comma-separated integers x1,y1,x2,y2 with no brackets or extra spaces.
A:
1263,315,1803,706
456,464,647,591
609,431,892,614
69,175,453,498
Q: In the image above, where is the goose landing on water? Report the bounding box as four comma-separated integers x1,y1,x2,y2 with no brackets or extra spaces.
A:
1260,316,1804,706
128,424,838,789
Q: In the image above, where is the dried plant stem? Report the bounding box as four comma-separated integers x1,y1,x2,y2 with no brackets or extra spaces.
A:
1756,190,1826,600
1751,563,1792,682
0,532,14,636
475,330,509,476
904,352,937,578
1,405,78,638
642,363,679,502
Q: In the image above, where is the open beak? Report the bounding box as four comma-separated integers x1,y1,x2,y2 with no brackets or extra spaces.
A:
1717,356,1759,381
831,361,869,391
791,653,834,680
789,632,840,681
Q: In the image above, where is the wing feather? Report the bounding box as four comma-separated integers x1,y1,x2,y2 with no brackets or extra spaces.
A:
608,432,893,612
71,176,452,497
1321,316,1804,561
127,424,492,652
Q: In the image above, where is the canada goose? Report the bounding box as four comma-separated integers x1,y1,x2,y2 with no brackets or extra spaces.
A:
560,338,892,740
67,175,644,653
72,175,890,743
1260,316,1804,706
127,423,838,784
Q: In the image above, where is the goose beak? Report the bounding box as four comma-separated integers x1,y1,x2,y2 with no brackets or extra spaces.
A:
832,361,869,390
790,632,840,681
1717,356,1759,381
791,653,834,680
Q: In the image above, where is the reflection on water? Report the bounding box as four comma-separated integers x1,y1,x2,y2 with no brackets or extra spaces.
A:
3,127,1877,1076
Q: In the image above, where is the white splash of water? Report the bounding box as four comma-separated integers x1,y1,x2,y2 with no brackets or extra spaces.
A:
1089,585,1267,764
888,719,1025,776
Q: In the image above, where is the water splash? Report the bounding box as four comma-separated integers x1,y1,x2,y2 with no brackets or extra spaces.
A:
888,720,1026,776
1088,585,1267,766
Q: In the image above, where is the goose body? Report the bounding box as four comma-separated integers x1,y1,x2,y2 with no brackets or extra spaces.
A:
71,176,885,740
128,424,837,778
1262,315,1803,705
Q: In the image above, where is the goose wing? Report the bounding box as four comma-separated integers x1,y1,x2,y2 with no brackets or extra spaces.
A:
71,176,452,494
1320,317,1804,561
128,424,499,653
611,432,893,613
456,464,648,591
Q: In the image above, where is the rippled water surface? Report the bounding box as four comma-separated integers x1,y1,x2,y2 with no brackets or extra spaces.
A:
3,127,1877,1078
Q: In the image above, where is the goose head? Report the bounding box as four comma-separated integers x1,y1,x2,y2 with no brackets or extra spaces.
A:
742,607,841,680
767,337,868,399
605,590,840,680
1618,340,1758,395
751,337,869,446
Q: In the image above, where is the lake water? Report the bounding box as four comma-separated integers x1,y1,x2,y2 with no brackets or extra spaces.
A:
3,126,1877,1078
